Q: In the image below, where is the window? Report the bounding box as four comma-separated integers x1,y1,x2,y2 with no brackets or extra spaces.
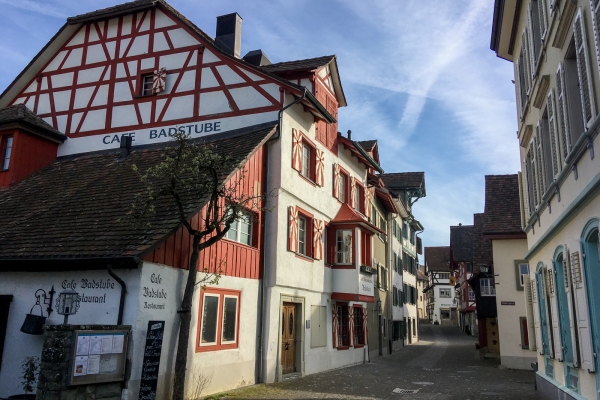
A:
339,172,347,203
393,286,398,306
410,227,415,244
226,211,253,246
1,136,13,171
403,221,408,239
336,229,353,264
519,316,530,350
515,261,530,291
468,287,475,301
378,215,386,240
336,305,350,347
466,262,472,273
353,183,365,214
480,278,496,296
301,144,310,178
141,73,154,96
439,288,451,298
298,216,307,255
393,251,397,272
196,288,240,351
353,306,365,346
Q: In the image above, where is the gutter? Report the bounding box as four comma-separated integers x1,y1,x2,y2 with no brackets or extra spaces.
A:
107,262,127,325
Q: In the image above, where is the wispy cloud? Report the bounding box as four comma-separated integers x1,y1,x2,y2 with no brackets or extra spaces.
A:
0,0,67,18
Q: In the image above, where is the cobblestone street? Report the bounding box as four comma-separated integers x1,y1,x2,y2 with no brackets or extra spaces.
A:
215,324,542,400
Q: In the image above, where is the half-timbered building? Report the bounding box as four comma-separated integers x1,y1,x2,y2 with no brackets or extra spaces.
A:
0,0,398,397
450,224,477,336
423,246,453,325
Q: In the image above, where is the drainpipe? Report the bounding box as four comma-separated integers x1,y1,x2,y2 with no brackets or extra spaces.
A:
275,87,308,140
107,262,127,325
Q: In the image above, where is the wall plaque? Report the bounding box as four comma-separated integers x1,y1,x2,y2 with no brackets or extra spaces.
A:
501,301,515,306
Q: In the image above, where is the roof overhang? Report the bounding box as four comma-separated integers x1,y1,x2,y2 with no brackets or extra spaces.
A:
0,120,67,144
338,137,383,173
327,57,347,107
482,231,527,240
375,187,398,214
0,256,140,272
330,203,385,235
490,0,520,62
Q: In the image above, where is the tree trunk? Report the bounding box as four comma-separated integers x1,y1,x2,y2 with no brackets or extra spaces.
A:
173,237,201,400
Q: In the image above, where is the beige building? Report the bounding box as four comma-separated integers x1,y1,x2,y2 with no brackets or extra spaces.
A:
492,0,600,397
417,266,428,320
483,175,536,370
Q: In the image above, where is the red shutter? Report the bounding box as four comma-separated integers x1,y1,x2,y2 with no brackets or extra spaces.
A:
292,129,302,172
315,148,325,186
332,306,339,348
348,306,355,346
333,164,340,199
288,206,298,252
313,219,324,260
152,67,166,94
362,307,368,345
350,178,357,208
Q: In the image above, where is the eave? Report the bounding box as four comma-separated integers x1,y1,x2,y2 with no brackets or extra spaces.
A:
330,203,385,235
490,0,521,62
482,231,527,240
338,136,383,173
375,187,399,214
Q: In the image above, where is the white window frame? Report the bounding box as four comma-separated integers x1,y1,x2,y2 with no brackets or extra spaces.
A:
220,295,239,345
335,229,353,264
298,216,307,256
301,144,310,178
199,293,220,346
481,278,496,296
226,211,252,246
439,288,451,298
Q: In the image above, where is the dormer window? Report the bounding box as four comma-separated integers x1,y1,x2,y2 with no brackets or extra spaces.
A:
1,136,13,171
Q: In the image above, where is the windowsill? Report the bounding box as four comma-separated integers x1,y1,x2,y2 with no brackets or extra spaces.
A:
196,343,239,352
133,94,157,99
295,253,314,262
336,346,351,351
222,238,258,251
353,344,365,348
297,172,317,186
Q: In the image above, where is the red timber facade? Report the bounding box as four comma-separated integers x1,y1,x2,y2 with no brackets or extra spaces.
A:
449,224,477,336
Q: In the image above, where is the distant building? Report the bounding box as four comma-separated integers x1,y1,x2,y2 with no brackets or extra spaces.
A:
416,265,428,320
450,224,476,336
423,246,454,325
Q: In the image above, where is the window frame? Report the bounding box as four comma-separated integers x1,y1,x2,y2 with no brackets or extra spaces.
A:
439,288,451,298
0,135,13,171
335,228,353,265
196,288,241,352
336,304,350,348
338,171,348,203
298,137,317,183
514,260,530,291
480,278,496,296
225,210,255,247
138,69,156,97
353,305,365,346
294,206,314,259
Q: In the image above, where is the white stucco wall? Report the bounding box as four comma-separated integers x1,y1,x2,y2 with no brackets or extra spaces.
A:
492,239,536,370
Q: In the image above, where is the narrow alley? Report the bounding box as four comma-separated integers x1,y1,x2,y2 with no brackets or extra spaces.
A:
218,324,541,400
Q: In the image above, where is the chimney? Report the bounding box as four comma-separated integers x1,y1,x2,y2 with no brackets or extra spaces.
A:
120,134,132,158
243,50,272,66
347,130,352,140
215,13,242,58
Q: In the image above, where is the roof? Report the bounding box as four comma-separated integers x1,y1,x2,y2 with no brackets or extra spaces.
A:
0,104,66,142
356,140,377,151
483,174,524,237
0,122,277,266
417,269,428,281
450,225,474,262
424,246,450,272
260,55,335,73
473,213,493,268
374,187,399,214
338,136,383,173
0,1,337,124
381,172,426,197
330,203,383,235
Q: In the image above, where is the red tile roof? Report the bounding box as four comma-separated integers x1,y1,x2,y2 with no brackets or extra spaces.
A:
424,246,450,272
483,174,524,236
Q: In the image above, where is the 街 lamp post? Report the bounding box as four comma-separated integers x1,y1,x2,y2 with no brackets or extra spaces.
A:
55,289,81,324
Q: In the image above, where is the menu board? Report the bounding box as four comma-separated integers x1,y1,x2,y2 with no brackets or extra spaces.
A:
138,321,165,400
69,329,129,386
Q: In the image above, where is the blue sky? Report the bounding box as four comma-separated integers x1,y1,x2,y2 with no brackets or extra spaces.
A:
0,0,519,249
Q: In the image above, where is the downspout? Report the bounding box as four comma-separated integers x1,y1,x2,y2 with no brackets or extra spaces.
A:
275,87,308,140
107,262,127,325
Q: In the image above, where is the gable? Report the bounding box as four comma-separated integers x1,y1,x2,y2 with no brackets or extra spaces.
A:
5,5,286,156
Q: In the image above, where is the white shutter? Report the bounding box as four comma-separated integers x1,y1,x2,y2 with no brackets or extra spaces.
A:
531,278,544,355
522,31,532,94
589,0,600,87
530,138,540,206
556,63,572,159
570,248,596,372
527,5,538,77
535,129,546,197
547,90,561,176
523,275,537,351
539,269,554,358
563,246,580,367
573,8,597,127
518,171,528,229
539,0,548,40
515,59,524,118
549,267,563,361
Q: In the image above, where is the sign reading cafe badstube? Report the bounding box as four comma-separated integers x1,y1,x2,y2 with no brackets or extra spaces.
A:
101,121,222,146
62,278,116,304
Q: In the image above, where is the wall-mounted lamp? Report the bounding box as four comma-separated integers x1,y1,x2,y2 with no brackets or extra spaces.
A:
55,289,81,324
21,286,55,335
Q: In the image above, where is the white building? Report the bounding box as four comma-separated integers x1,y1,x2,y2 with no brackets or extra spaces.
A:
424,246,455,325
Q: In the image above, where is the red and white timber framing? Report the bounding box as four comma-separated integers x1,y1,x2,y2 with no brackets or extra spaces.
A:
9,7,286,156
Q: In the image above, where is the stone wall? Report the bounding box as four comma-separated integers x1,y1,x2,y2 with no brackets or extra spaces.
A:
37,325,130,400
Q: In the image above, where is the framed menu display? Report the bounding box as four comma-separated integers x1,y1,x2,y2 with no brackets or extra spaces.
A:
69,329,129,386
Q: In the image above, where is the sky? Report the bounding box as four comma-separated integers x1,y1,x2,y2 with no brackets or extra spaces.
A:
0,0,519,249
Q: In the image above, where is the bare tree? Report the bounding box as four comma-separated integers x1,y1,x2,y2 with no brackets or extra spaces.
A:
133,131,267,400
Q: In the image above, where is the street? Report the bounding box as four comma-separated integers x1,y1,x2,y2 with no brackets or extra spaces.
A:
216,323,542,400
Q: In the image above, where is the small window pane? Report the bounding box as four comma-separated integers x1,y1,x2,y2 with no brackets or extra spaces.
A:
142,74,154,96
336,229,352,264
298,216,307,255
222,297,238,343
2,136,13,170
226,219,238,241
240,214,251,245
339,175,346,203
201,295,219,344
301,145,310,178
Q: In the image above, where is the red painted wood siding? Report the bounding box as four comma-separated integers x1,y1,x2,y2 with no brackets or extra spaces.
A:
0,130,59,188
144,145,266,279
315,80,338,154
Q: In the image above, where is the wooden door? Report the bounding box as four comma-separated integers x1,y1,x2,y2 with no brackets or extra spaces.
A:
281,303,296,374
